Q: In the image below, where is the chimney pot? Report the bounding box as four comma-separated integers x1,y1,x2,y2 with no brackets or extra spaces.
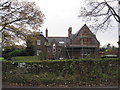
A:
46,28,48,37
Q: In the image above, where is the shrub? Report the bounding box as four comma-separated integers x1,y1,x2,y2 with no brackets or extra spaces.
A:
3,49,26,60
9,49,24,56
2,59,119,86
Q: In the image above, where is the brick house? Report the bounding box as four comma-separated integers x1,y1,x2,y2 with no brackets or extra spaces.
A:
34,24,100,59
33,33,48,59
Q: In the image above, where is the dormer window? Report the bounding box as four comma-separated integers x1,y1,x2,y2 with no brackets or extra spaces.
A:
37,40,41,45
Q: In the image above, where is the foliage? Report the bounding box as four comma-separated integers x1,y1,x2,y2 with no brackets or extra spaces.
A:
4,55,119,62
0,0,44,46
7,56,119,63
2,45,26,60
25,37,35,56
3,59,119,87
9,49,25,56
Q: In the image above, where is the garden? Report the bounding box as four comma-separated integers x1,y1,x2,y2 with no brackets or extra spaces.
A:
2,56,120,87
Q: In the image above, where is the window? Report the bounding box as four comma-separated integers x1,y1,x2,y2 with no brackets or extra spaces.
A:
52,44,56,55
82,38,91,45
37,40,41,45
82,31,89,37
37,50,41,56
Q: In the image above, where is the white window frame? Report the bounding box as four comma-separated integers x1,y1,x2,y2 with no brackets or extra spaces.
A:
37,40,41,45
52,44,56,55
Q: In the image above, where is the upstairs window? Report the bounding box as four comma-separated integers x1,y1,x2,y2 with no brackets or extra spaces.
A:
82,38,91,45
83,38,88,45
82,31,89,37
37,40,41,45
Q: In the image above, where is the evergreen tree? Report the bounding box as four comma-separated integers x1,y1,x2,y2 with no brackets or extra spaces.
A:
25,38,35,56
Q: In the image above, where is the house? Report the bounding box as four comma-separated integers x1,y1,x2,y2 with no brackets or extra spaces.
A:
34,24,100,59
33,32,48,59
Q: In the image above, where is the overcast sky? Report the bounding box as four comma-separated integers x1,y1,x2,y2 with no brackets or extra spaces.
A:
29,0,118,47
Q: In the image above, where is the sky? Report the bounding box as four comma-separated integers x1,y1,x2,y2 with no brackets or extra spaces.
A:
29,0,118,47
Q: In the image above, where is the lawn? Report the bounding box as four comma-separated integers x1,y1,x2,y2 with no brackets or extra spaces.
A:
0,57,7,62
0,57,3,60
11,56,42,63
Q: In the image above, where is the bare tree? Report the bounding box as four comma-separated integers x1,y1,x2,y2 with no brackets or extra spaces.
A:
79,0,120,58
0,0,44,46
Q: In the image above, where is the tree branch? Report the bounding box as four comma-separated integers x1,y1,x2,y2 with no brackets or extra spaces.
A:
105,1,120,23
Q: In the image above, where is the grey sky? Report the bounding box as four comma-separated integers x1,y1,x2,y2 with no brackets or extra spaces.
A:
30,0,118,47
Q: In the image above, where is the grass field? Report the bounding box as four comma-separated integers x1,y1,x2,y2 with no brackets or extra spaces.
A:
11,56,42,63
0,57,8,62
0,57,3,61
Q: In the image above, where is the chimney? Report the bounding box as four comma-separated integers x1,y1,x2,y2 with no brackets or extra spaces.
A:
68,27,72,37
46,28,48,37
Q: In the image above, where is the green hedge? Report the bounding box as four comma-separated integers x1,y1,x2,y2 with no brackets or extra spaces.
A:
2,59,119,86
11,56,119,63
46,58,119,62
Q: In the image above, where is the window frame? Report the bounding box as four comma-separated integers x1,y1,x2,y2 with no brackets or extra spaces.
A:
37,40,41,45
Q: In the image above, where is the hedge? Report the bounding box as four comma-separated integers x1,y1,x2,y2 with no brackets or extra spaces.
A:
2,59,120,86
11,56,119,63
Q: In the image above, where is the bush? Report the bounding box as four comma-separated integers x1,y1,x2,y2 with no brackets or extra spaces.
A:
9,49,25,56
3,49,26,60
2,59,119,86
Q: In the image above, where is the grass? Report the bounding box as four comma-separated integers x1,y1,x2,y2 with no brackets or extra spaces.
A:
11,56,42,63
0,57,8,62
0,57,3,61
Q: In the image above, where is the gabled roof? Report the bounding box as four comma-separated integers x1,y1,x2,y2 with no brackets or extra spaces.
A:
72,24,92,39
71,24,99,44
38,34,48,42
77,24,91,34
